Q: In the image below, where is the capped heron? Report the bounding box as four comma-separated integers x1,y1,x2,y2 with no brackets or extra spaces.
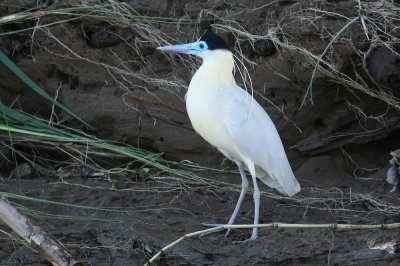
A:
158,31,301,242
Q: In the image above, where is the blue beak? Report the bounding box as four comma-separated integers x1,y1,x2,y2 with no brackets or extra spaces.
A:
157,42,203,55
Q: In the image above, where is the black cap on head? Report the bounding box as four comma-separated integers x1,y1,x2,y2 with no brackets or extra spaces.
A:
199,32,230,51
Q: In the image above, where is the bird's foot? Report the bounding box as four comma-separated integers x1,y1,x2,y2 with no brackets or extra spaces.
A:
225,228,232,238
201,223,224,227
232,234,258,244
200,223,224,237
201,223,259,243
201,223,236,239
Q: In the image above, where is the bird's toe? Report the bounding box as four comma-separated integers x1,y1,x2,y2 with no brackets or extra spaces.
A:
224,228,232,238
202,222,223,227
200,223,225,237
232,235,258,244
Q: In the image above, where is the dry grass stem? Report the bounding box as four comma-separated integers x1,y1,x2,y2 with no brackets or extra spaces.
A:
146,221,400,265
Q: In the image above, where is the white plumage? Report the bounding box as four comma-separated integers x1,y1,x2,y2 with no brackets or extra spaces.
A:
187,50,300,197
158,32,300,242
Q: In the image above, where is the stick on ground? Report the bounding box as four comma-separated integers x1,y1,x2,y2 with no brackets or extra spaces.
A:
145,222,400,265
0,196,79,266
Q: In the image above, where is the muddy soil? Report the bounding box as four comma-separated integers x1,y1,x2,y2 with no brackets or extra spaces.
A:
1,169,400,265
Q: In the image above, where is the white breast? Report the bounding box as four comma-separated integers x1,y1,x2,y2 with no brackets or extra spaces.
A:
186,50,247,161
186,83,232,151
185,53,241,160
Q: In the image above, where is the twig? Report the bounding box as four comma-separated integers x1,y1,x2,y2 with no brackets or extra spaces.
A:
300,16,360,108
0,196,79,266
145,227,224,265
145,222,400,265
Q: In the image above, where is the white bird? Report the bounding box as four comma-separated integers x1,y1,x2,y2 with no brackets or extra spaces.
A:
158,31,301,243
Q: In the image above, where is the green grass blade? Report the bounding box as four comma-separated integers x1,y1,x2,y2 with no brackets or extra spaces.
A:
300,16,360,108
0,50,91,127
0,106,224,182
0,102,72,137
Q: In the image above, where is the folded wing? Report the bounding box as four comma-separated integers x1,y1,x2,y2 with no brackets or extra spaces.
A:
223,86,300,196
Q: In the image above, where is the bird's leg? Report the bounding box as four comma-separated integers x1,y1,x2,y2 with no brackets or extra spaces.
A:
250,172,260,240
201,163,248,237
233,163,259,244
225,163,248,237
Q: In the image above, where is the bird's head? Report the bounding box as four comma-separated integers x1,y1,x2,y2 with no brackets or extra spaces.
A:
157,31,230,59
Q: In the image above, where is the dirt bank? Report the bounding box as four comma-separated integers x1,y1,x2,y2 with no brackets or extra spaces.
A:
1,0,400,265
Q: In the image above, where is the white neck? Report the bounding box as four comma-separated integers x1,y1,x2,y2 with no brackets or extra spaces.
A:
189,50,236,90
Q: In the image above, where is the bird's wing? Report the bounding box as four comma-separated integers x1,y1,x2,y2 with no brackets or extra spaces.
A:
222,86,300,196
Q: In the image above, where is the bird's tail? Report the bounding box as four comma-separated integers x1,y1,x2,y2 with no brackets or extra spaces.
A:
256,167,301,197
285,176,301,197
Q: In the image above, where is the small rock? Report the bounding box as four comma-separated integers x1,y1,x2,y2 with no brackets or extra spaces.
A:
387,149,400,193
10,162,33,179
367,45,400,89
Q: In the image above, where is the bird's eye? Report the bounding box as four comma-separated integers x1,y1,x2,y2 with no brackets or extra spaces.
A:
199,43,205,49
